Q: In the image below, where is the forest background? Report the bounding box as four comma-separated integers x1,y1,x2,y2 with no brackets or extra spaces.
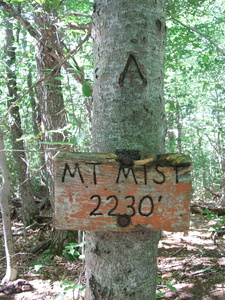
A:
0,0,225,298
0,0,224,204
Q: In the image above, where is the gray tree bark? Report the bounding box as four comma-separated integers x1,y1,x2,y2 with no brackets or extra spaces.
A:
86,0,166,299
5,17,38,226
0,128,17,283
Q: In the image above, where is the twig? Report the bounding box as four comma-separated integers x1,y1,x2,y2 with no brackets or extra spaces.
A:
20,149,61,185
0,221,52,237
0,149,44,153
65,23,91,31
160,254,199,271
62,12,92,18
32,240,51,254
0,42,37,73
190,266,212,276
0,252,35,262
172,247,185,256
50,30,92,84
1,75,48,123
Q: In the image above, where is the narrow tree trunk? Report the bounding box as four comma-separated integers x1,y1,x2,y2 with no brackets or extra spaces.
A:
175,99,183,153
27,69,40,137
86,0,166,299
5,17,38,226
27,69,48,199
0,128,17,284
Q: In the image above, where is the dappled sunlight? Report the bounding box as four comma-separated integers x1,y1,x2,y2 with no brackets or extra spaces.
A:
157,215,225,299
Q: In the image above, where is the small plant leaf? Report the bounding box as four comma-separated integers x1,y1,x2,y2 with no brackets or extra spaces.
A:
82,84,91,97
156,292,165,297
166,283,177,292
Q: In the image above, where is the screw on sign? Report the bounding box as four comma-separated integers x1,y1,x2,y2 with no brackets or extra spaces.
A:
53,152,192,232
117,214,131,228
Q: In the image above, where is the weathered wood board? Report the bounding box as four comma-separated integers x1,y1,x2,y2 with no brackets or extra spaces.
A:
53,152,192,232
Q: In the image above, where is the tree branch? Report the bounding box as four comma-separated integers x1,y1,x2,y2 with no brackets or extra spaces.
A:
0,29,92,124
50,30,92,86
65,22,91,31
62,12,92,18
169,15,225,57
0,1,92,119
0,1,91,84
1,75,48,123
0,1,41,40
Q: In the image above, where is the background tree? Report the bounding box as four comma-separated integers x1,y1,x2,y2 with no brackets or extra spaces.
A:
165,0,225,202
4,15,38,226
0,127,17,283
33,2,71,254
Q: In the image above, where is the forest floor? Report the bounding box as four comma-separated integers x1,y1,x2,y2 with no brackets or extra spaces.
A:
0,211,225,300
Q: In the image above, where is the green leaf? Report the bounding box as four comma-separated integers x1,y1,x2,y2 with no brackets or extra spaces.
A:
215,84,223,90
61,280,85,292
166,283,177,292
64,284,85,291
82,84,91,97
61,280,74,285
202,81,210,91
210,225,219,231
69,250,79,256
156,292,165,297
68,242,80,247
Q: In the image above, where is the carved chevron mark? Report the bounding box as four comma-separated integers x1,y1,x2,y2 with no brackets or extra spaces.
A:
119,53,147,87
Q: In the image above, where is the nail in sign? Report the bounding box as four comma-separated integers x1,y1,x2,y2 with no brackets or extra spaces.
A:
53,152,192,232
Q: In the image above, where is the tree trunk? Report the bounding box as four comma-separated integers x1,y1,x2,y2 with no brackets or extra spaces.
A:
5,17,38,226
34,10,69,254
175,99,183,153
27,69,40,137
0,128,18,283
27,69,47,199
86,0,166,299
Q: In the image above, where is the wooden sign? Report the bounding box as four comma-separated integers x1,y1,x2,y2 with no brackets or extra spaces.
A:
53,152,192,232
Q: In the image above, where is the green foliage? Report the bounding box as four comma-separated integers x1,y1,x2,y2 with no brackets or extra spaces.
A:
82,82,91,97
0,0,92,195
55,280,85,298
61,280,85,291
30,249,53,274
63,242,85,262
204,209,225,232
165,0,225,199
166,282,178,292
156,277,178,298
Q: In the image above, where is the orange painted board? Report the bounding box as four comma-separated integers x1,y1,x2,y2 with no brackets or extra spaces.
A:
53,152,192,232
